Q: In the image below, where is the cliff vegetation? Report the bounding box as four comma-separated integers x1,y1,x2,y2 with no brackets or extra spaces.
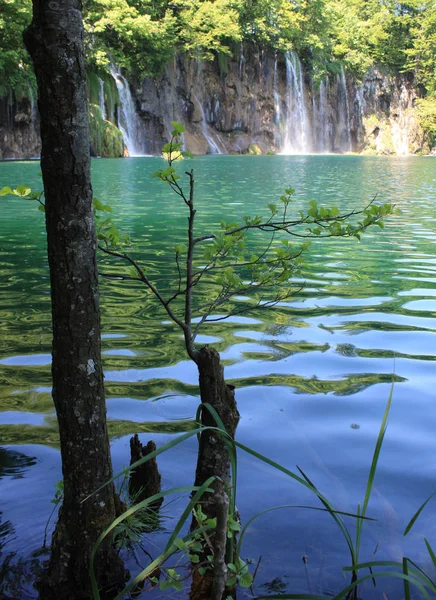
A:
1,0,436,153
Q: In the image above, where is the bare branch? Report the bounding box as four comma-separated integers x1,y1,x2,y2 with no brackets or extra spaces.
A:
98,244,186,332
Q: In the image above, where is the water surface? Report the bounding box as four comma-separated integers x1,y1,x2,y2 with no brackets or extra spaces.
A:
1,155,436,598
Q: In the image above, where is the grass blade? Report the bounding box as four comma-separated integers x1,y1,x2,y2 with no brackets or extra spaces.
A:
164,475,215,552
403,557,411,600
424,538,436,569
404,492,436,536
331,570,431,600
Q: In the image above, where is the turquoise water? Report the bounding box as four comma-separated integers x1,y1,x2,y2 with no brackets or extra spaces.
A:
1,155,436,598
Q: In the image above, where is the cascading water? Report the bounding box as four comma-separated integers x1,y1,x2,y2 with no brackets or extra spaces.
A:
392,84,409,155
193,92,224,154
194,61,225,154
98,77,106,120
314,78,330,152
281,51,310,154
239,43,245,80
109,65,145,156
273,54,282,148
338,67,352,151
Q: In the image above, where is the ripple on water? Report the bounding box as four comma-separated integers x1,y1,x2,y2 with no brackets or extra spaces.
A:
0,354,51,367
0,412,50,426
402,299,436,312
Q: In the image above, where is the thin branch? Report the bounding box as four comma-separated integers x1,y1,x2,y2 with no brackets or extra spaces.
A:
98,244,186,332
193,197,382,245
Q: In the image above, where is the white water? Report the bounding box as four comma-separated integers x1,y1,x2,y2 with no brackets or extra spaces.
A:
98,78,106,121
193,92,224,154
392,84,410,155
281,51,310,154
273,54,282,149
338,67,352,151
109,65,145,156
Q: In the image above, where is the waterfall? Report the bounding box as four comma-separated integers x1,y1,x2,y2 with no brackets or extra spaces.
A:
273,53,282,148
239,43,245,80
194,61,225,154
109,64,145,156
338,67,352,151
392,84,409,155
312,79,327,153
315,77,331,152
98,77,106,120
281,51,310,154
193,92,224,154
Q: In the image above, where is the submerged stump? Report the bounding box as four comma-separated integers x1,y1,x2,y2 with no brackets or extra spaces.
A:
129,436,162,509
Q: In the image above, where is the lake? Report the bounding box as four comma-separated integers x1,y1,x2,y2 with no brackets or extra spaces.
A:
1,155,436,599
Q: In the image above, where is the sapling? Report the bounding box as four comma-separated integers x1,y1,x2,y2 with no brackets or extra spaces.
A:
93,121,396,597
1,127,396,597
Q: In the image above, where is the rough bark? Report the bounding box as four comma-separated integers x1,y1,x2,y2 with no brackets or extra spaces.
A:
129,436,162,508
190,346,240,600
193,346,240,504
23,2,125,598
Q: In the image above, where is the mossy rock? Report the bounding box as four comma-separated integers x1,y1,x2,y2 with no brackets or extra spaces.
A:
248,143,262,155
89,104,124,158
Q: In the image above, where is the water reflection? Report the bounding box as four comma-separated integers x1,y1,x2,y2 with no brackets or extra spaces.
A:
1,156,436,598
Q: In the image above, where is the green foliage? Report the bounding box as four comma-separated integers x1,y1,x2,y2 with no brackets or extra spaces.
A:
0,185,45,211
2,0,436,98
415,97,436,146
88,104,124,157
0,0,34,93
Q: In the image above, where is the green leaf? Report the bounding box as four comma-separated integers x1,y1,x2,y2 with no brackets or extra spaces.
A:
174,538,187,551
171,121,185,134
239,571,253,588
38,204,46,212
93,197,112,213
15,185,31,197
0,186,13,196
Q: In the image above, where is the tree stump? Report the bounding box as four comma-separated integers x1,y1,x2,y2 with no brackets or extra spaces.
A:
129,436,163,509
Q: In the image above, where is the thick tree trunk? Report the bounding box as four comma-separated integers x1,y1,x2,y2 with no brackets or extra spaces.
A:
23,3,125,598
190,346,240,600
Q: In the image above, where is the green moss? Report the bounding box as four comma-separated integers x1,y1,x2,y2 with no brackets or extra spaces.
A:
217,52,229,77
87,72,102,106
415,97,436,147
248,143,262,155
89,104,124,157
103,76,119,124
104,120,124,157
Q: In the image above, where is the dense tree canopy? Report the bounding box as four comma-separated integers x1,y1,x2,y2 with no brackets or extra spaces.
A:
1,0,436,97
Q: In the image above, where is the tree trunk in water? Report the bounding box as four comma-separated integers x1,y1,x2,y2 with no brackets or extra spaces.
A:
190,346,240,600
129,435,163,508
23,3,126,598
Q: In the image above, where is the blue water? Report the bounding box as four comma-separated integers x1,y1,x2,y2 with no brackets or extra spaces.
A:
1,155,436,598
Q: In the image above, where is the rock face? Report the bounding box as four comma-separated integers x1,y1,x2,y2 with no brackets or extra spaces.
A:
0,46,429,159
136,48,427,156
0,92,40,159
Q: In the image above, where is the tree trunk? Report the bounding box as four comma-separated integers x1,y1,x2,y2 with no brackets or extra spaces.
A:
190,346,240,600
194,347,239,497
129,435,163,509
23,3,125,598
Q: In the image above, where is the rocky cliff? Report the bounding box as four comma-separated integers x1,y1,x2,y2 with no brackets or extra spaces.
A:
136,48,428,156
0,92,40,160
0,46,429,160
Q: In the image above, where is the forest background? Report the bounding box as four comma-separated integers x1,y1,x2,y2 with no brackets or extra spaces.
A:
2,0,436,140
